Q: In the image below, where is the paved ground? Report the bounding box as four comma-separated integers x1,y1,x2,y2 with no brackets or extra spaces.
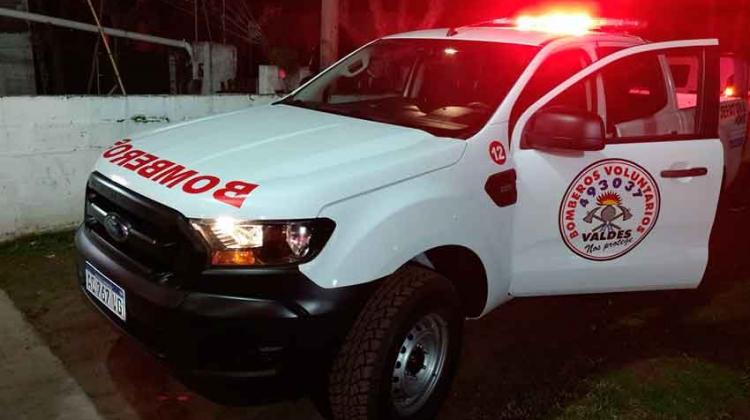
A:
1,168,749,419
0,289,101,420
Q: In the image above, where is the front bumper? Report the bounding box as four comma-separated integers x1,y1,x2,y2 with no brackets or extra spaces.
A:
75,225,372,378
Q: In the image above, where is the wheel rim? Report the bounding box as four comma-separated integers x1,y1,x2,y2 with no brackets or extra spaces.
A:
391,312,450,416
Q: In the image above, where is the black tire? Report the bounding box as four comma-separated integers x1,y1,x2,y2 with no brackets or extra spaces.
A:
328,265,463,420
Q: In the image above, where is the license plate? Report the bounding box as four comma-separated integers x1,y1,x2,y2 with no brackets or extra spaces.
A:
85,263,126,321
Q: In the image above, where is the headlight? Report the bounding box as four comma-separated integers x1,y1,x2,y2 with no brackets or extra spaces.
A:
191,217,335,267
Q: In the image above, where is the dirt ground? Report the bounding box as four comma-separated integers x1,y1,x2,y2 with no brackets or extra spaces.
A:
1,176,750,419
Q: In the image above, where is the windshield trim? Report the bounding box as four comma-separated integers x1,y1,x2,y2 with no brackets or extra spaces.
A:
276,101,466,138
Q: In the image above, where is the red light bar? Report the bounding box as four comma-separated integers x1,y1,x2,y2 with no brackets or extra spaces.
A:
449,13,646,37
511,13,644,35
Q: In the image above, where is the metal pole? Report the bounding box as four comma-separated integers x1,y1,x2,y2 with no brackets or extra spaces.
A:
320,0,339,68
86,37,100,94
85,0,125,95
202,0,212,41
0,7,193,60
86,0,104,94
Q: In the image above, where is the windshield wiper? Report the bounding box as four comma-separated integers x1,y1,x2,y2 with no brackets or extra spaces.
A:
278,98,329,112
278,97,304,106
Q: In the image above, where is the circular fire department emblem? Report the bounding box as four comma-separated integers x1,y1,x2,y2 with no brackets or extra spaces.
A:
559,159,661,261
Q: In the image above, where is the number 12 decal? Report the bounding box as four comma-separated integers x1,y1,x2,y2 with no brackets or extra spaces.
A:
489,141,507,165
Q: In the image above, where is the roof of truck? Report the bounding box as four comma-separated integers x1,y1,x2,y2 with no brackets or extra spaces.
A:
385,26,644,47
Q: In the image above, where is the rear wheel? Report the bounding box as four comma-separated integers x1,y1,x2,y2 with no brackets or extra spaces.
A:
328,265,463,420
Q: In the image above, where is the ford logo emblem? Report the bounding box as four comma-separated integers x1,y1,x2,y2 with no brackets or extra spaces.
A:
103,213,131,243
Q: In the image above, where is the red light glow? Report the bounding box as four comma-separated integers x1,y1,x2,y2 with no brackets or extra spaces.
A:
515,12,596,35
724,85,737,97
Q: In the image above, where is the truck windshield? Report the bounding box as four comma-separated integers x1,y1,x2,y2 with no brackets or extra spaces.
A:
278,39,539,139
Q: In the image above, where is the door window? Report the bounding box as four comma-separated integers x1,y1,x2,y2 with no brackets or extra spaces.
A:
510,49,592,132
602,54,669,132
526,48,713,143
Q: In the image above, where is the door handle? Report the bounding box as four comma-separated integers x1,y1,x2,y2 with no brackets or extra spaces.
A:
660,167,708,178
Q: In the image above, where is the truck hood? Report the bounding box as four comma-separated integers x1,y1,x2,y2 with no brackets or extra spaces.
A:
94,104,466,219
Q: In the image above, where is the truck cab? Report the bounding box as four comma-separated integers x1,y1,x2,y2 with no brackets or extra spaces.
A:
75,13,740,420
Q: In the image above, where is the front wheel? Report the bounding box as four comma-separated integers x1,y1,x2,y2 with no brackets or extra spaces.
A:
328,266,463,420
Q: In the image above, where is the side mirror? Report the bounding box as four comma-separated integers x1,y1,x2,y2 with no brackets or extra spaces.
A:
523,106,605,152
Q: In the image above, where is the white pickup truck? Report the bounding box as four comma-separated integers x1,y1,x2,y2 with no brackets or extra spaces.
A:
76,15,747,420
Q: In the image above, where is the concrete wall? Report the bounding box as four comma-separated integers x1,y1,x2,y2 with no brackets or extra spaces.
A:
193,42,237,94
0,33,35,95
0,95,277,241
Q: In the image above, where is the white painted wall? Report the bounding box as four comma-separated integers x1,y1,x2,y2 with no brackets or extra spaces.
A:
0,94,277,241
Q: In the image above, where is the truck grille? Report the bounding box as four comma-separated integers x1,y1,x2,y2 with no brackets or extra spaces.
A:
84,172,208,285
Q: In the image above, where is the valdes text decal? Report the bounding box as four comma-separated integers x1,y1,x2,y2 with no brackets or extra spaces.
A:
102,139,258,209
559,159,660,261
